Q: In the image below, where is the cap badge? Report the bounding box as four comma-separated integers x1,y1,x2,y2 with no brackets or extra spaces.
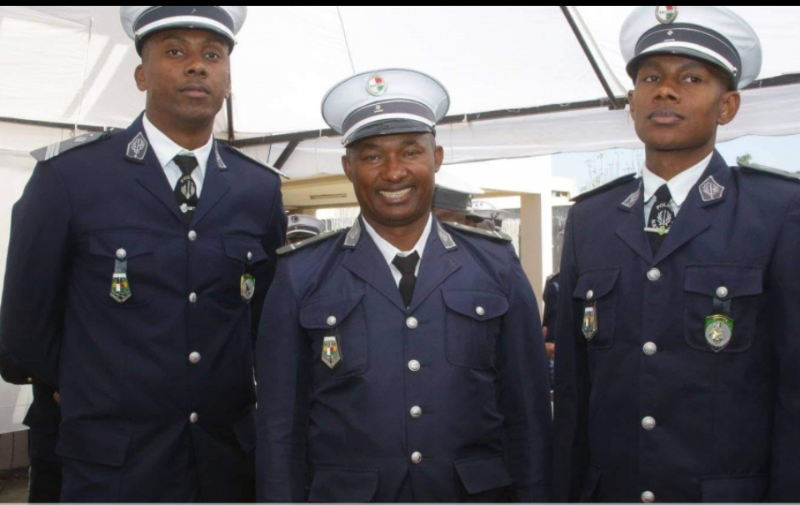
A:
367,76,387,96
656,6,678,24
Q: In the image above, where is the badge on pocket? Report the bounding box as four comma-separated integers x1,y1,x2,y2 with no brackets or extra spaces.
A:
240,274,256,303
582,303,598,341
110,260,131,303
704,314,733,352
322,334,342,369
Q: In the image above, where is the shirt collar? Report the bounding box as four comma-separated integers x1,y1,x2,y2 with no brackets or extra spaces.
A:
643,152,714,206
142,113,213,176
361,213,433,266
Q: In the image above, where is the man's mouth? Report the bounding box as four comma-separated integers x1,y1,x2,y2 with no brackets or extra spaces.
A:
648,109,683,125
379,188,413,199
180,84,211,98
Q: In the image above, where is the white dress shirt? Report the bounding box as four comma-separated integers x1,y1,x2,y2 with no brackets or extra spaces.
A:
142,113,213,197
642,152,714,221
362,213,433,288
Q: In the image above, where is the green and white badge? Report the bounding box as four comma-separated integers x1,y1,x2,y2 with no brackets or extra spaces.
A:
582,304,598,341
705,314,733,352
110,260,131,303
240,274,256,303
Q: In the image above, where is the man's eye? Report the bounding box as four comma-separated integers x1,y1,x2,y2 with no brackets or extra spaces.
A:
167,49,183,57
206,51,222,59
642,75,659,83
683,75,702,83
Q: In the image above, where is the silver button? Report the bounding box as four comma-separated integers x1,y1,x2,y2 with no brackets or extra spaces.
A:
411,452,423,464
189,352,201,364
247,251,253,261
116,248,127,260
26,377,33,384
326,316,337,326
643,342,657,356
716,286,729,298
586,290,594,300
408,360,421,372
647,268,661,282
406,317,418,329
642,416,656,431
641,491,655,503
189,293,197,303
475,306,485,316
188,230,197,242
410,406,422,419
189,412,198,424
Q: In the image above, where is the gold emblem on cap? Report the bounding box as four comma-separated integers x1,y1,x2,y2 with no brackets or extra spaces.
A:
656,6,678,24
366,76,387,96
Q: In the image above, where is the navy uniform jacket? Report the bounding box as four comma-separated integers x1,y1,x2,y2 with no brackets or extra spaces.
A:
553,151,800,503
256,217,552,502
0,114,286,502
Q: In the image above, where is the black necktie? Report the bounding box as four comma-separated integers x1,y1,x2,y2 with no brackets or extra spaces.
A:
173,154,199,226
392,251,420,309
646,184,675,255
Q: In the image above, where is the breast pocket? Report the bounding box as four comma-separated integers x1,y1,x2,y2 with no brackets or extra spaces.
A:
443,290,509,370
573,269,619,349
300,290,369,378
218,235,269,308
88,230,155,307
683,265,763,353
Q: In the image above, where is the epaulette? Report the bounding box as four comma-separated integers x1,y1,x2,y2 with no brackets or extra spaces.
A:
441,221,512,242
224,144,289,179
30,130,116,162
277,229,346,256
737,161,799,182
571,173,637,203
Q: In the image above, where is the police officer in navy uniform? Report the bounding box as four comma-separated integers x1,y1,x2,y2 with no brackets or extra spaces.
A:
553,6,800,503
0,342,61,502
256,69,552,502
0,6,286,501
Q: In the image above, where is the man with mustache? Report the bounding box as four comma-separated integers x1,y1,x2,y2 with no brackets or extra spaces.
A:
0,6,286,501
553,6,800,503
256,69,552,502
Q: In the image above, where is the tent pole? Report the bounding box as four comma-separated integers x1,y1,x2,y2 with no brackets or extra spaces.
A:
560,6,625,110
226,94,235,142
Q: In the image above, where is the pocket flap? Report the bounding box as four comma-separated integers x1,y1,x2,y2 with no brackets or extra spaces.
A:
89,230,153,259
300,291,365,330
573,269,619,301
308,467,379,503
684,266,763,298
442,291,509,321
223,235,268,264
701,474,768,503
56,420,130,467
454,454,515,495
233,409,256,455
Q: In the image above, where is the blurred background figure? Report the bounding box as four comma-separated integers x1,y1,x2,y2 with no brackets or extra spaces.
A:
286,214,326,245
432,171,484,225
468,200,509,232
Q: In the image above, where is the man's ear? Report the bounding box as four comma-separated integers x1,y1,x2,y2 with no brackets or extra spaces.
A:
718,90,741,126
434,145,444,173
135,64,147,92
342,153,354,182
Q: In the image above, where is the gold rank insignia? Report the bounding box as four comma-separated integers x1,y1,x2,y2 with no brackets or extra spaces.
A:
705,315,733,352
240,274,256,303
322,335,342,369
582,304,598,341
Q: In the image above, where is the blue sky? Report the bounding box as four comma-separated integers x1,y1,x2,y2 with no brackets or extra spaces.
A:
553,133,800,193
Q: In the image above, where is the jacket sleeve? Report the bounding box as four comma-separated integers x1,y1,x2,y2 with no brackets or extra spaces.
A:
0,340,33,386
552,207,591,502
498,244,552,502
256,258,310,502
252,180,288,350
0,161,74,389
767,192,800,502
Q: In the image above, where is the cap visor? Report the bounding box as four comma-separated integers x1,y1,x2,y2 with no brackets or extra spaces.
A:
345,119,434,147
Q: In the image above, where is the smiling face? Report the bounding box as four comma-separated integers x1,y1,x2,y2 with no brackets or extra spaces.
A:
628,55,740,152
342,133,443,231
135,29,231,129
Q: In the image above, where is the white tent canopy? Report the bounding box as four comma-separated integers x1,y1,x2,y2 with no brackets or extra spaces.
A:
1,6,800,179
